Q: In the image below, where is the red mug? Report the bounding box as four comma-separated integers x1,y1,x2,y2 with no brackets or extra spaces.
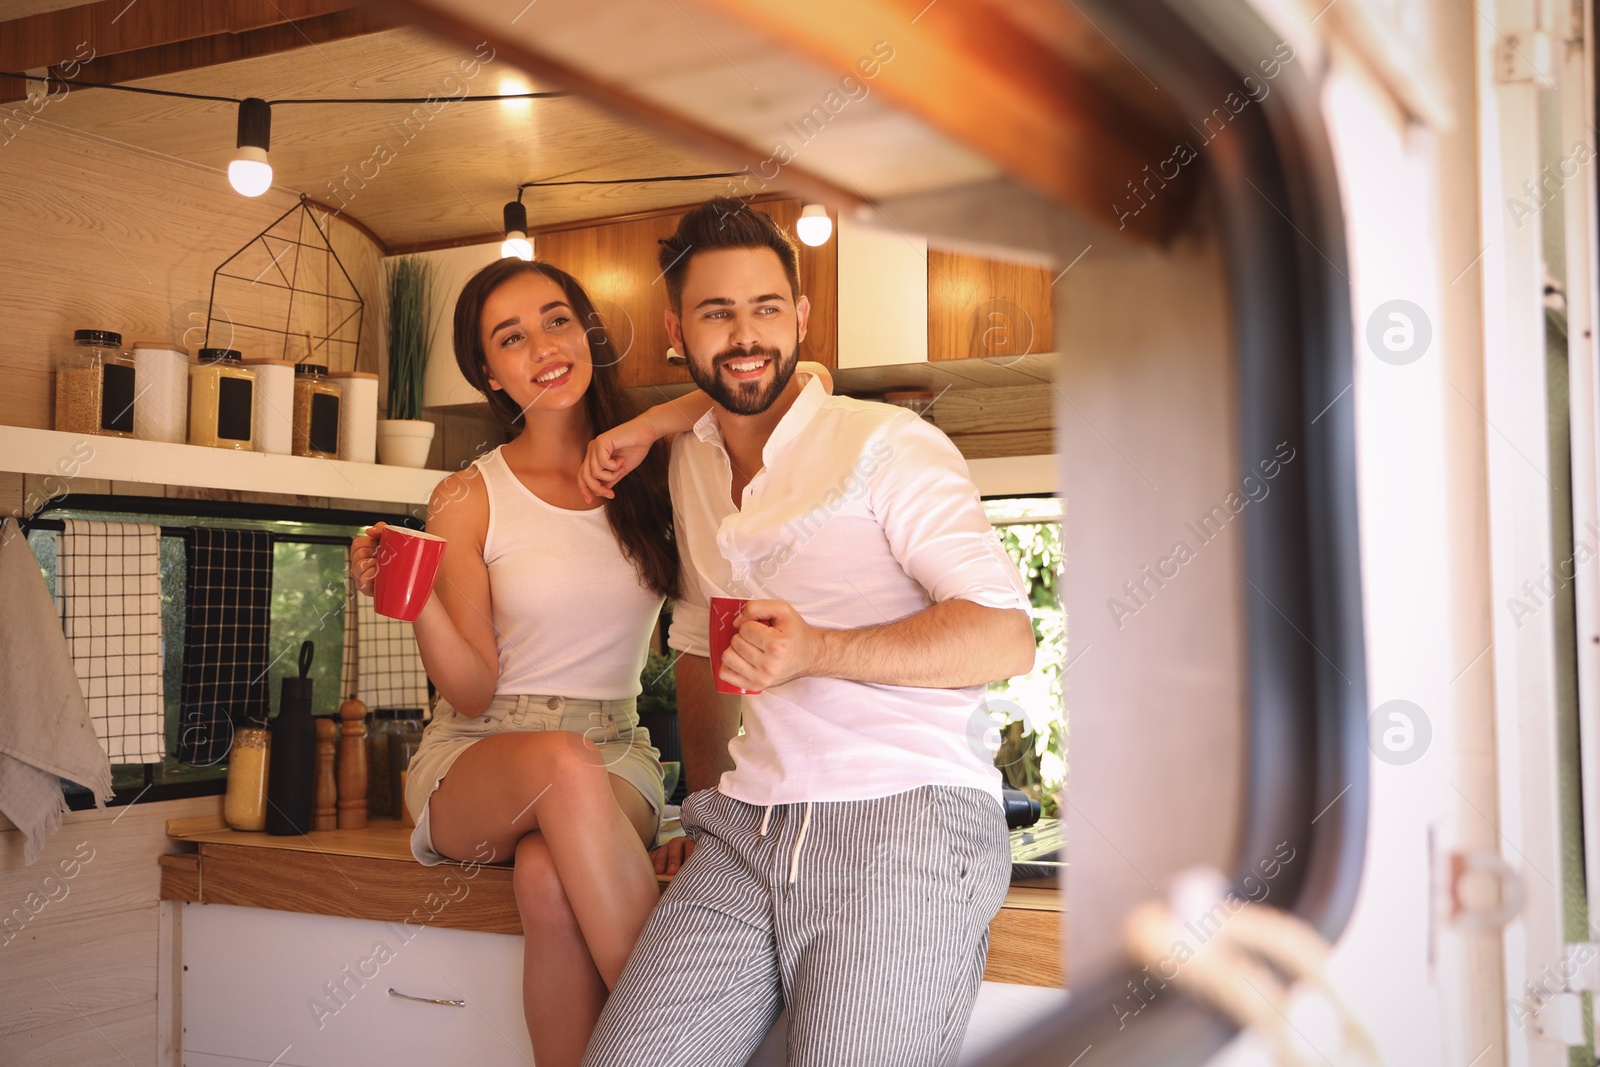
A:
710,596,760,695
373,527,447,622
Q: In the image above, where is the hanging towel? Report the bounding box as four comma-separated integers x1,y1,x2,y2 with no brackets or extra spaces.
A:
179,528,273,766
0,519,113,864
58,519,166,763
356,593,429,714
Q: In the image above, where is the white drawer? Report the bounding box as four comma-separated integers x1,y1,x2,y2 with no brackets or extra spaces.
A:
182,903,533,1066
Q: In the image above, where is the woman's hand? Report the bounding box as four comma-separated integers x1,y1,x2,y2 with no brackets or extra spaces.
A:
350,522,386,597
650,835,695,876
580,416,660,503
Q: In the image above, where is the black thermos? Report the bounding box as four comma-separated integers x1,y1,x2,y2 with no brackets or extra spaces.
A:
266,640,317,835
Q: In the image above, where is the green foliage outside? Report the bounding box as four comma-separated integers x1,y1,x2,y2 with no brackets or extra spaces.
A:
989,521,1065,817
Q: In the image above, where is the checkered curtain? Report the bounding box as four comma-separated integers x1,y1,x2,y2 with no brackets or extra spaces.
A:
178,528,273,765
356,593,429,714
56,520,165,763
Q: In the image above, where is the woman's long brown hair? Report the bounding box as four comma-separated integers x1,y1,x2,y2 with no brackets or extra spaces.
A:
453,258,679,602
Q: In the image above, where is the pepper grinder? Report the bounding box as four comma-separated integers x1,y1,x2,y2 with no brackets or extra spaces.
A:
314,717,339,831
338,697,368,829
266,641,316,836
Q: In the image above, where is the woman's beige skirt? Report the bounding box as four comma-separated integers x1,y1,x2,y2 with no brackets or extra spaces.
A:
405,692,663,866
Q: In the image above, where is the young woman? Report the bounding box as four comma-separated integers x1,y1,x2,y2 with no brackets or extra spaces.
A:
350,257,826,1065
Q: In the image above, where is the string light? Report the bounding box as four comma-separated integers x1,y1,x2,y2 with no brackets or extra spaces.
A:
796,204,833,246
228,97,272,197
501,198,533,261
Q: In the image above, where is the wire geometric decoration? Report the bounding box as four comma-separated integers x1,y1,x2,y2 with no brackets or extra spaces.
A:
204,194,365,368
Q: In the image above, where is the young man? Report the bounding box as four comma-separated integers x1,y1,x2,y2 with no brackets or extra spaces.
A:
581,199,1038,1067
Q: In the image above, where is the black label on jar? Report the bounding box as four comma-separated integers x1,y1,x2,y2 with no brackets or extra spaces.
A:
310,392,340,455
217,377,254,441
101,362,135,434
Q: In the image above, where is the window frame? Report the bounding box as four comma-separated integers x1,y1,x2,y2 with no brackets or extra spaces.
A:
24,494,419,810
978,2,1368,1063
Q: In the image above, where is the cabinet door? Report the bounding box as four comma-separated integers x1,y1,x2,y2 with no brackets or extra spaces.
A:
927,248,1055,362
538,214,692,390
762,200,838,371
182,903,532,1067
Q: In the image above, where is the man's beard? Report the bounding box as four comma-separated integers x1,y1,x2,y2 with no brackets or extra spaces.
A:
684,338,801,416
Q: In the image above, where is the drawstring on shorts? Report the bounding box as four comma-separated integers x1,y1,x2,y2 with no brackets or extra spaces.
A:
788,802,813,885
756,802,816,885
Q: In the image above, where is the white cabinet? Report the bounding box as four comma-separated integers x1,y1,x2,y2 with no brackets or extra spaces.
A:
182,903,532,1066
182,902,1065,1066
835,215,929,370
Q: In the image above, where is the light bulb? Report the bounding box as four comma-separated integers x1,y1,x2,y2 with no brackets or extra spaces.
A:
796,204,832,246
502,199,533,259
229,148,273,197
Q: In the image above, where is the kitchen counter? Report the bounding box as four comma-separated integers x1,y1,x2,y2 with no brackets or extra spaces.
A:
160,814,1064,987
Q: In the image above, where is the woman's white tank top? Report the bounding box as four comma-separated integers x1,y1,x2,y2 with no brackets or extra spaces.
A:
474,446,663,699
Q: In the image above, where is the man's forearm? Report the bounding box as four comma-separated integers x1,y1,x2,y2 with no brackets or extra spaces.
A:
812,599,1036,689
674,653,740,792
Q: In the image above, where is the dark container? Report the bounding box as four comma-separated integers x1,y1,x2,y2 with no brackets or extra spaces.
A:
267,641,318,836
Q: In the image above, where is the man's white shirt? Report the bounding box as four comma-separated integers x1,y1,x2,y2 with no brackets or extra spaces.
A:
667,375,1033,806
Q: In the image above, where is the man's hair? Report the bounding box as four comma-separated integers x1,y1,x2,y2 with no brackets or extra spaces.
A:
658,198,802,311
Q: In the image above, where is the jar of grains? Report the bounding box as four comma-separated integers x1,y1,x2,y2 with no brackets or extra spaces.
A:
189,348,256,450
56,329,135,437
223,723,271,831
292,363,341,458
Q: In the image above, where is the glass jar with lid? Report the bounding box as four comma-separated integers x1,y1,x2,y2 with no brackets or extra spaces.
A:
55,329,135,437
189,348,256,450
292,363,341,458
223,722,271,831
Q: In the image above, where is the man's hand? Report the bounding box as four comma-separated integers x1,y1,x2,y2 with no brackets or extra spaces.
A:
579,416,658,503
650,835,694,876
719,599,825,691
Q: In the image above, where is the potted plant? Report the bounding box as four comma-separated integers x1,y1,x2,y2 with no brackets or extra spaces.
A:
377,255,437,467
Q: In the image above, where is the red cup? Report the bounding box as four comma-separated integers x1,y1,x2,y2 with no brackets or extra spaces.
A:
710,596,760,695
373,527,447,621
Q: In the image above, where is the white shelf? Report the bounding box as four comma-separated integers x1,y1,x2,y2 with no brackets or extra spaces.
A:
967,455,1055,497
0,425,448,505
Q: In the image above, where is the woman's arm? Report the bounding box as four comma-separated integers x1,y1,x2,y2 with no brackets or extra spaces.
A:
350,471,502,716
578,362,835,502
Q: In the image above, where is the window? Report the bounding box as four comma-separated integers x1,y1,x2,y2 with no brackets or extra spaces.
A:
984,495,1064,818
24,496,405,806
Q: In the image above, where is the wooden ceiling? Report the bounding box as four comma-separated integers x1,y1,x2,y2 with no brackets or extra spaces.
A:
3,0,1199,250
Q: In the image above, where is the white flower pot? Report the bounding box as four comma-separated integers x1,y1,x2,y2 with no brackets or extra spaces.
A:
375,419,435,468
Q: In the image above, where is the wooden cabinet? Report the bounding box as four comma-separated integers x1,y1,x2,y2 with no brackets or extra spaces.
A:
927,248,1056,363
417,202,1049,397
537,198,838,389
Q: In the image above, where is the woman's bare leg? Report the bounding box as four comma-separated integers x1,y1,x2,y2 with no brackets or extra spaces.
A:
514,832,607,1067
507,777,658,1064
426,731,659,985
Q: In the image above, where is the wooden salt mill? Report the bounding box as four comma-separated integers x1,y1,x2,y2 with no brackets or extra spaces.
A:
338,698,368,829
313,717,339,832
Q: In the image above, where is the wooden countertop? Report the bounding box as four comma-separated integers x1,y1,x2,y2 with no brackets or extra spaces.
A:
160,815,1064,987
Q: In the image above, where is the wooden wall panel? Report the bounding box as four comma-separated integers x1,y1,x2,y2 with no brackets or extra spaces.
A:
0,905,159,1035
0,122,385,432
927,247,1055,363
2,1000,159,1067
0,795,219,1067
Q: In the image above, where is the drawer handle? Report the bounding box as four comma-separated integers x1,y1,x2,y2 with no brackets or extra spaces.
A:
388,987,466,1008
